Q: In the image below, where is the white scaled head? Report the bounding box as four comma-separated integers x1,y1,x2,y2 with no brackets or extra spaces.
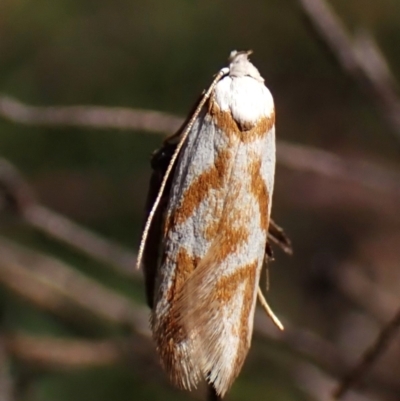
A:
213,50,274,127
228,50,264,82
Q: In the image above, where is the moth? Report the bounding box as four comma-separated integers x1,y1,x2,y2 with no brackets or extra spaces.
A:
137,51,291,397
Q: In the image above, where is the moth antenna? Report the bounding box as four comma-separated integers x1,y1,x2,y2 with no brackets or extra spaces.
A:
257,287,284,331
136,67,230,270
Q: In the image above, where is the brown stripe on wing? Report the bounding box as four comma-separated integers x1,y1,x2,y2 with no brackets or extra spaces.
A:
208,99,274,142
205,208,250,264
248,158,270,232
214,261,258,304
166,148,232,230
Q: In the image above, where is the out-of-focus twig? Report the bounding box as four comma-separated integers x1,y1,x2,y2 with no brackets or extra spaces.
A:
0,237,148,334
2,332,193,400
298,0,400,145
0,158,139,278
296,362,377,401
254,310,400,397
23,205,139,277
0,96,182,135
277,142,400,198
334,307,400,399
4,334,130,369
323,263,400,398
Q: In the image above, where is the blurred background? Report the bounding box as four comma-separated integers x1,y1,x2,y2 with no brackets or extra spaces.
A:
0,0,399,400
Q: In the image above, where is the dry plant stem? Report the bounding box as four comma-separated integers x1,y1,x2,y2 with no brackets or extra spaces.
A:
277,142,400,199
4,334,131,369
23,204,139,278
334,307,400,399
296,362,377,401
298,0,400,145
2,333,183,399
0,236,148,333
0,158,139,278
136,68,228,270
253,311,400,397
0,96,182,135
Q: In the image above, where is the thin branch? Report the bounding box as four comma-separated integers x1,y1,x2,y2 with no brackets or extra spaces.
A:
334,263,400,400
277,141,400,198
334,305,400,398
0,158,139,278
253,310,400,397
4,334,131,369
296,362,377,401
0,237,148,334
23,204,139,277
298,0,400,145
0,96,182,135
2,332,194,400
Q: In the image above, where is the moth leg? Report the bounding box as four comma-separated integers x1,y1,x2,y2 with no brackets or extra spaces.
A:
268,218,293,255
264,241,274,262
263,219,292,305
257,287,284,330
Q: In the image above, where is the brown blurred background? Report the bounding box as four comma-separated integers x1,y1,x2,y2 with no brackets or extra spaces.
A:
0,0,399,400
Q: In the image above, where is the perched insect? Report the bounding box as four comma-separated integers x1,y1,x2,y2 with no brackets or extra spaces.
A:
137,50,291,397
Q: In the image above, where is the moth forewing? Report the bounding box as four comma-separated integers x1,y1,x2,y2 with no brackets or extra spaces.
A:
173,122,276,395
136,67,229,273
144,51,279,397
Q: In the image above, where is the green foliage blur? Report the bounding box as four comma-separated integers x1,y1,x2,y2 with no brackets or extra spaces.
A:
0,0,399,400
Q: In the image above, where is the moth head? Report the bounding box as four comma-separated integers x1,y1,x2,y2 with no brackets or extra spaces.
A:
228,49,253,61
228,50,264,82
